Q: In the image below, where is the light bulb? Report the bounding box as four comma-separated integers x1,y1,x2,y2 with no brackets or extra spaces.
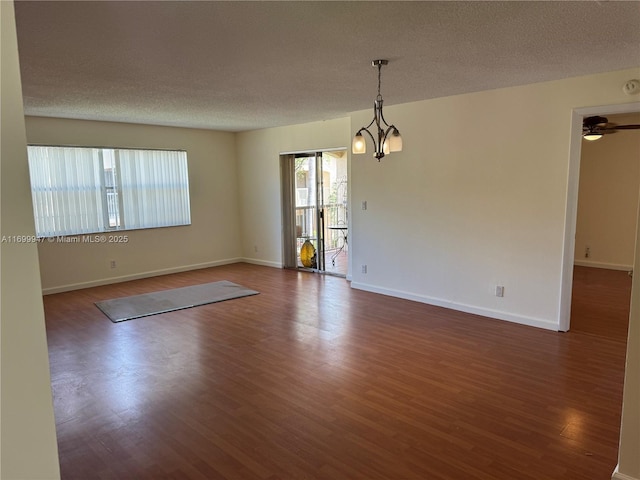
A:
389,129,403,152
352,133,366,154
583,133,602,141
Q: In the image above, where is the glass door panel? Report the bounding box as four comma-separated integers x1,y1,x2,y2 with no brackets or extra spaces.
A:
295,155,319,269
321,152,348,276
285,150,347,276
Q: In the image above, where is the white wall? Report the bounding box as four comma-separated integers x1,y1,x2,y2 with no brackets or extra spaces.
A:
236,117,351,268
348,68,640,331
25,117,242,293
0,2,61,477
236,69,640,333
616,224,640,477
575,112,640,270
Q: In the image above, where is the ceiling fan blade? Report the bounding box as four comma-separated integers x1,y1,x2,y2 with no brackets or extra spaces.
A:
610,124,640,130
583,116,640,139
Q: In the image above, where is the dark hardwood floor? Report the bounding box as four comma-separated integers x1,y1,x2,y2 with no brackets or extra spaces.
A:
42,263,630,479
570,266,632,341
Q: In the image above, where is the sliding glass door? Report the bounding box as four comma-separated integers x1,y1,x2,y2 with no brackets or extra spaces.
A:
281,150,348,276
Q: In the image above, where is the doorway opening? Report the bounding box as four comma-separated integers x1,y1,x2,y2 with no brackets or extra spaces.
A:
280,150,348,277
570,112,639,340
561,105,640,334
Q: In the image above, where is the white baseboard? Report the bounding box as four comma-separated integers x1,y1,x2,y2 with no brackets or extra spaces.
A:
574,260,633,271
42,257,244,295
239,257,283,269
350,281,559,331
612,464,639,480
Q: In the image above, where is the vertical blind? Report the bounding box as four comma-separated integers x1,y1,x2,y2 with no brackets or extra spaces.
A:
27,146,191,237
119,149,191,230
28,146,106,237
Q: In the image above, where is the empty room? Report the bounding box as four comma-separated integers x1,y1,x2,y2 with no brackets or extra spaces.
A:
2,2,640,480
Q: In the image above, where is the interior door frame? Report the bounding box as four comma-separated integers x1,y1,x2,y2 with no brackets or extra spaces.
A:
559,101,640,331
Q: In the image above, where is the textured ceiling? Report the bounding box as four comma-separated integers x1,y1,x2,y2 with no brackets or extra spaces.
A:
14,1,640,132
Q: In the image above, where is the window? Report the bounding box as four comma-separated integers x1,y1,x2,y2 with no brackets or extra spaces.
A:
27,146,191,237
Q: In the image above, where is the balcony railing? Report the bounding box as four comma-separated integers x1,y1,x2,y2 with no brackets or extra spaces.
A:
296,202,347,252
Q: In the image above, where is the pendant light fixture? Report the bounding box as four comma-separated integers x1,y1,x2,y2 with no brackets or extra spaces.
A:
352,59,403,161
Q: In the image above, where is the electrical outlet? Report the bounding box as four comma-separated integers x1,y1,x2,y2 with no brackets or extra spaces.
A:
254,245,258,253
585,246,590,258
362,201,367,210
110,260,116,269
495,285,504,297
361,264,367,274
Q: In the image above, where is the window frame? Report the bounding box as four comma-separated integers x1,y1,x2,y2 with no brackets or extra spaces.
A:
27,144,191,238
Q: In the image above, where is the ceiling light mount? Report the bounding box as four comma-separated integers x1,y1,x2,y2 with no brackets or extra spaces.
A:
352,59,403,161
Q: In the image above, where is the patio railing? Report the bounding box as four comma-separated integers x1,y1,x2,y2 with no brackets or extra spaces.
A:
296,203,347,253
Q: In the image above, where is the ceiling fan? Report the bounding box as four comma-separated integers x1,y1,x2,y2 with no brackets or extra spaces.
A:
582,115,640,141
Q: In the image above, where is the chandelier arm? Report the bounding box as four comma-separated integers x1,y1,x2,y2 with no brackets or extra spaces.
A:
362,115,376,131
378,105,392,129
382,125,396,144
359,126,378,149
357,105,380,134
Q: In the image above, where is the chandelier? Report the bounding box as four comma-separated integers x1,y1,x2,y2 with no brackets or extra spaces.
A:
352,59,403,161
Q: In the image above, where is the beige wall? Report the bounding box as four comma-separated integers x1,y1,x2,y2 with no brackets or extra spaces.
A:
617,224,640,477
236,117,351,269
348,69,640,331
238,69,640,332
575,112,640,270
0,2,61,477
25,117,242,293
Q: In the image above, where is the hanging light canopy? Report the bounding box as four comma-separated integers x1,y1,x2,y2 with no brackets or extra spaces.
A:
352,60,403,161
